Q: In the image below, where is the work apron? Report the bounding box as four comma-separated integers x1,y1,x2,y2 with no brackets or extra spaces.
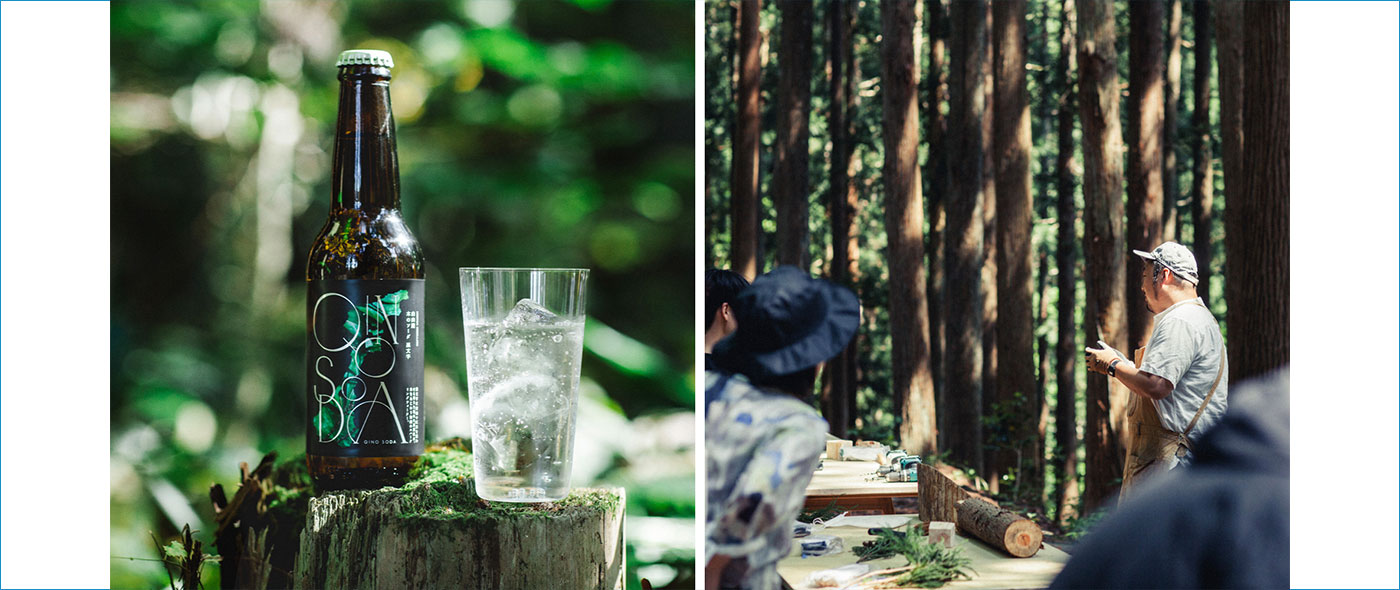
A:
1119,347,1188,499
1120,302,1223,499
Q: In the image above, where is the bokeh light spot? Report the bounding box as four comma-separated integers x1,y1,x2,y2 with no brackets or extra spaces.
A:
588,222,641,270
462,0,515,28
417,23,465,68
506,84,562,127
631,181,680,221
174,401,218,453
548,41,587,76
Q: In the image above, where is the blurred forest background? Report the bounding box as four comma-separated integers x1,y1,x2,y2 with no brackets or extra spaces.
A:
705,0,1287,529
111,1,695,588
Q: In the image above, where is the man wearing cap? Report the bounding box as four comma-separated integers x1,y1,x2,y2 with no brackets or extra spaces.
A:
1084,241,1229,494
704,266,860,590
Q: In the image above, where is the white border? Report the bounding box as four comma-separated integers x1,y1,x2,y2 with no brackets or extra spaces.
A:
1,1,112,588
1290,2,1398,588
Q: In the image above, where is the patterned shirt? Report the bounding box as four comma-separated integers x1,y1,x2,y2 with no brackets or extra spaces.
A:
705,371,828,590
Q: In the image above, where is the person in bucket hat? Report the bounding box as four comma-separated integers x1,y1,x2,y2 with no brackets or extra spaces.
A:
710,265,860,391
704,266,860,590
1084,241,1229,495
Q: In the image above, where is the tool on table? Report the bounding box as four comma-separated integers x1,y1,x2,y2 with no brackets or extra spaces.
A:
800,534,845,557
872,451,908,476
881,455,923,482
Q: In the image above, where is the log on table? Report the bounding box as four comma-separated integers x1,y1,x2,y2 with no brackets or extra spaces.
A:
293,449,625,590
917,462,966,522
954,498,1043,558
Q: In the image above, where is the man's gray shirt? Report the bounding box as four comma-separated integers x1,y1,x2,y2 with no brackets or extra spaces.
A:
1138,297,1229,456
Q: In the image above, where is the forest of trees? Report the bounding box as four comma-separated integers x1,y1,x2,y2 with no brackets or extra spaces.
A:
704,0,1288,519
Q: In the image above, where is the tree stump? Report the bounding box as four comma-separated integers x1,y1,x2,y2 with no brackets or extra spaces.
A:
292,449,625,590
954,498,1042,558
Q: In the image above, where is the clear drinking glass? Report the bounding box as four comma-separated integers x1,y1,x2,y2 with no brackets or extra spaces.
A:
459,268,588,502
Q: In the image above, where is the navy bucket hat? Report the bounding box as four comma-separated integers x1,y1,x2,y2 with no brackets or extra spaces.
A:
711,266,860,381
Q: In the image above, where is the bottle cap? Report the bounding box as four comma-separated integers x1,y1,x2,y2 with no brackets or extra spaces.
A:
336,49,394,69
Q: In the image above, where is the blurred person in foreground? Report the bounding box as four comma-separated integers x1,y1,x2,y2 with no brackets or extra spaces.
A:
705,268,751,370
704,266,860,590
1085,241,1229,496
1051,369,1289,589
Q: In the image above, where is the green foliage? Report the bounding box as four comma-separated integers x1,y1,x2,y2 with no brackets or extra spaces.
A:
852,524,974,588
798,499,846,525
152,525,218,590
1061,505,1112,541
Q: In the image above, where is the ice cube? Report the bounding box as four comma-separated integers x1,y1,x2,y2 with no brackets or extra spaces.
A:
486,330,559,378
503,298,558,326
485,373,559,416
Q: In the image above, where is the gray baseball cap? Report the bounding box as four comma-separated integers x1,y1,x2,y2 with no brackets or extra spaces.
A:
1133,241,1199,285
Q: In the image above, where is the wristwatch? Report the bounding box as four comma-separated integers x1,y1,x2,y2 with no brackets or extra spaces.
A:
1107,359,1121,377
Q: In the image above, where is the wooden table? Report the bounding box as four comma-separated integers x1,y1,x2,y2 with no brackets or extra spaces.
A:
803,460,919,514
777,515,1070,589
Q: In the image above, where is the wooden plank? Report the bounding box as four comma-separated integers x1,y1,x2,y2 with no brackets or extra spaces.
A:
918,462,968,522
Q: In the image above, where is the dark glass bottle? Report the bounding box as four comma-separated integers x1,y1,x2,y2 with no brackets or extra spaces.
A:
306,50,424,490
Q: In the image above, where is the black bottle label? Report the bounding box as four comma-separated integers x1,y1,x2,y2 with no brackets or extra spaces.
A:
306,279,424,457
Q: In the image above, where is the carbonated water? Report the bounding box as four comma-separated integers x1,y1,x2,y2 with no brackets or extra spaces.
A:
464,298,585,502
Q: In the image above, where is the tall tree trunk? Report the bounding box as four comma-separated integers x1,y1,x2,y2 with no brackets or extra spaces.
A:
926,0,950,453
842,0,863,431
1162,0,1183,242
1054,0,1081,526
980,1,1000,493
1215,0,1242,312
1034,247,1051,506
775,0,813,269
731,0,763,279
1076,0,1127,513
993,0,1037,503
823,0,853,438
883,0,938,457
1226,1,1288,382
1126,0,1164,352
1191,0,1214,305
1030,0,1055,510
945,0,987,474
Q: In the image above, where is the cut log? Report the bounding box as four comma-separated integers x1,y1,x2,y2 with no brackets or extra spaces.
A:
955,498,1042,558
292,448,625,590
916,463,995,522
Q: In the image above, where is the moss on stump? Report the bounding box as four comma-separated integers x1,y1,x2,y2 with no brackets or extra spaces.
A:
293,448,625,590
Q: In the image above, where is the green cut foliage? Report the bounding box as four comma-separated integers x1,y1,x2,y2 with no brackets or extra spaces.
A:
852,524,974,588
